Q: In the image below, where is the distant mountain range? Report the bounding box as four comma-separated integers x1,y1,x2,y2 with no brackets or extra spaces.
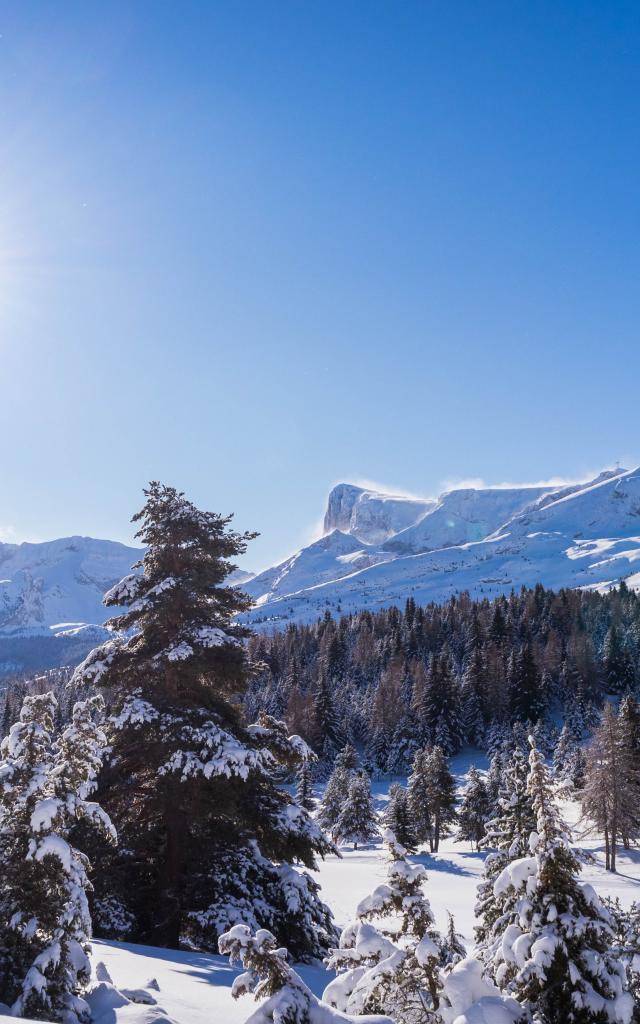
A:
1,466,639,673
242,467,640,628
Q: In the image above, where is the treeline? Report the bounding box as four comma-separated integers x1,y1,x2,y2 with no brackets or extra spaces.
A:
245,584,640,770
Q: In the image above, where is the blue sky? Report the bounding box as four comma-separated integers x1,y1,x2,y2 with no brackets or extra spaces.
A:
0,2,638,570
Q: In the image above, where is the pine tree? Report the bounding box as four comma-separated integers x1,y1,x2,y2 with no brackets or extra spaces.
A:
324,829,444,1021
474,743,536,953
0,693,58,1015
334,772,379,849
407,748,432,849
317,755,356,838
553,721,580,781
334,742,359,772
0,693,115,1022
455,767,489,850
295,759,315,812
384,782,415,852
495,739,632,1023
73,483,335,959
439,912,466,970
603,624,636,694
422,746,457,853
219,925,391,1024
310,669,345,762
508,640,544,723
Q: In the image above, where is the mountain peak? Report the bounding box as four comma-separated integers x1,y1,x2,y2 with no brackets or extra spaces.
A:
323,482,435,545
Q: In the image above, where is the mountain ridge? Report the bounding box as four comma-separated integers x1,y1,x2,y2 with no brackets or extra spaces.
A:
243,467,640,628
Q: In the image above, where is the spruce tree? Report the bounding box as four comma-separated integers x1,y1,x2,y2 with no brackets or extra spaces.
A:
317,753,356,838
407,748,432,849
295,759,315,812
496,739,632,1023
0,693,57,1016
422,746,457,853
74,483,335,958
0,693,114,1022
439,912,466,969
384,782,415,852
455,767,489,850
475,743,536,953
324,829,444,1021
334,772,379,849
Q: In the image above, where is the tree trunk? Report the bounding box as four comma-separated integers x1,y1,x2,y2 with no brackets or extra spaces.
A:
151,789,183,947
604,825,610,871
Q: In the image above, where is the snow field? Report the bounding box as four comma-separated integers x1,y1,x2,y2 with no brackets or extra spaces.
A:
50,753,639,1024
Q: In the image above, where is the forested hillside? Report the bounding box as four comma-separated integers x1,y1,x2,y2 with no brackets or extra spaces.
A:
245,584,640,771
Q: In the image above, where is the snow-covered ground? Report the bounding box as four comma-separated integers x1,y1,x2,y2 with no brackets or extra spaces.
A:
3,750,632,1024
76,822,640,1024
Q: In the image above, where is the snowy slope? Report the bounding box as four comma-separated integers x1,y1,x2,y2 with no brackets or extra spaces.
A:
382,486,551,554
245,468,640,627
0,537,142,635
0,535,253,638
7,758,634,1024
244,530,393,607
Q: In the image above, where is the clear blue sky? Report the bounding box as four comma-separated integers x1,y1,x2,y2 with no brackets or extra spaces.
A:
0,2,638,570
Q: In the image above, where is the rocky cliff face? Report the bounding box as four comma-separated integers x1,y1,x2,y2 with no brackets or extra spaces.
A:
323,483,435,545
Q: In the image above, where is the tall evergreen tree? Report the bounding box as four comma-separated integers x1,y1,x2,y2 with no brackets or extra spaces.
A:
74,483,335,958
295,759,315,812
384,782,415,852
324,830,444,1021
407,748,432,849
422,746,457,853
455,767,489,850
334,772,379,850
475,743,536,954
0,693,58,1016
0,693,114,1022
498,739,633,1023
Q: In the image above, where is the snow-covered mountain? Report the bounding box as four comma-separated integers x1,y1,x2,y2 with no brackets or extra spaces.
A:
0,536,142,637
3,466,638,652
243,468,640,628
323,483,436,544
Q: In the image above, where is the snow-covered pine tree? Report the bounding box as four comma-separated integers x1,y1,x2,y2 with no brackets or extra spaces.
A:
295,759,315,812
310,669,345,767
422,745,456,853
460,646,486,747
384,782,415,852
334,772,379,849
335,742,359,772
73,483,336,959
495,738,633,1023
455,767,489,850
0,693,57,1015
317,752,357,838
324,829,444,1022
407,748,432,849
484,738,508,804
553,721,579,780
624,901,640,1018
439,912,466,970
0,693,115,1022
474,742,536,953
385,715,419,776
219,924,394,1024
